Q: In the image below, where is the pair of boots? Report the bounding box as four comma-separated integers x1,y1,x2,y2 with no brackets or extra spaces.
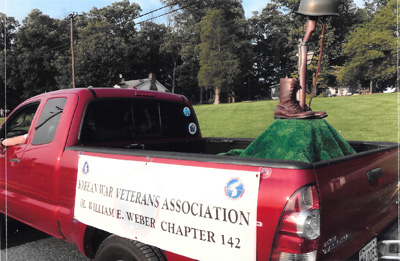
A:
274,78,327,119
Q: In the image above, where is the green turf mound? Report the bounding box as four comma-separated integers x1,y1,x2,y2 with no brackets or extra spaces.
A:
233,119,355,163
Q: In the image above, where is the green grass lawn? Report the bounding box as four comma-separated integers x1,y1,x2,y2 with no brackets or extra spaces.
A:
0,118,3,126
194,93,399,143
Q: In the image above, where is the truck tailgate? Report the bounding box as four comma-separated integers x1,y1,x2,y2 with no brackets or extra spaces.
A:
314,143,398,260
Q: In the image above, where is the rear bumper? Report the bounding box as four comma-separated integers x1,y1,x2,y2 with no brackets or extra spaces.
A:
379,240,400,260
347,220,399,261
378,221,400,260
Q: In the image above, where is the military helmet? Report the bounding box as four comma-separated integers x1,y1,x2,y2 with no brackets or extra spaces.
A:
297,0,339,16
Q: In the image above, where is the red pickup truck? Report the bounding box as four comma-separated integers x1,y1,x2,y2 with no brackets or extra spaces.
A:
0,88,398,260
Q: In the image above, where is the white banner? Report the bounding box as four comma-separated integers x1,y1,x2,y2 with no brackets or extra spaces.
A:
74,155,260,261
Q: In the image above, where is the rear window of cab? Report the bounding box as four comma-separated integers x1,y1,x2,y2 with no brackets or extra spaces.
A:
79,98,200,144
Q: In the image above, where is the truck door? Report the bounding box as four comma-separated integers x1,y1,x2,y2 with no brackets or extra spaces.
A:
0,102,39,217
17,97,71,236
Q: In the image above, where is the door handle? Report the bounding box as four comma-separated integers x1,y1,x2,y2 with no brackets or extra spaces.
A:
9,158,20,163
367,168,382,182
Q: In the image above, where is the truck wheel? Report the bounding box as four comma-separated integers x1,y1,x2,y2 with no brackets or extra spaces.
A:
95,235,167,261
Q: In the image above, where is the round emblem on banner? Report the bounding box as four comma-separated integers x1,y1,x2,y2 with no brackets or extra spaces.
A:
188,123,197,135
82,161,89,174
183,107,191,117
225,178,245,200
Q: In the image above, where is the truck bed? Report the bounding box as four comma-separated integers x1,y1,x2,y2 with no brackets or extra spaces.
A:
68,138,398,260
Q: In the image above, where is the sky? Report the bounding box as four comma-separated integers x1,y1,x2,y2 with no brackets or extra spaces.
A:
1,0,364,24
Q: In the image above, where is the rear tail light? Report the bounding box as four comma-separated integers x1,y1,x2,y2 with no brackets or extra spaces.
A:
271,185,320,261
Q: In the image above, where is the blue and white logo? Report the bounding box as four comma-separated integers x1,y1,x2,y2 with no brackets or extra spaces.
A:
225,178,245,200
188,123,197,135
82,161,89,174
183,107,191,117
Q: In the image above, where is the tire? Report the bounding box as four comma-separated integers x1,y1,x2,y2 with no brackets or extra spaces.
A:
94,235,167,261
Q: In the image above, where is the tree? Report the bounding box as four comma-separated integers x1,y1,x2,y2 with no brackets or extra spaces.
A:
161,0,250,103
135,22,168,82
363,0,389,20
338,0,397,92
160,27,182,93
69,1,141,87
73,19,128,86
248,4,292,99
198,9,240,105
0,14,19,109
89,0,140,42
10,10,67,100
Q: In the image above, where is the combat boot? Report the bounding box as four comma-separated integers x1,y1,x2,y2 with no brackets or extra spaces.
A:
304,104,327,119
274,78,316,119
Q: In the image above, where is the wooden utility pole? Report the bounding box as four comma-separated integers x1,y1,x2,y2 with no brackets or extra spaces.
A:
66,13,78,88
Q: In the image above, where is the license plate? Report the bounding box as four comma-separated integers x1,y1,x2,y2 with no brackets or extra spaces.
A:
359,238,378,261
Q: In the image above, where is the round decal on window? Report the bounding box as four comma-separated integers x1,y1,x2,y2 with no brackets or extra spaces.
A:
183,107,191,117
188,123,197,135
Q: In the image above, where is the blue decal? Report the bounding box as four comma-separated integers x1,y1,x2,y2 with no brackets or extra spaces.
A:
188,123,197,135
82,161,89,174
225,178,245,200
183,107,191,117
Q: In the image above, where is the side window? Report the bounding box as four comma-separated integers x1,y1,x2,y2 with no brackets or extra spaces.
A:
32,98,66,145
2,103,39,139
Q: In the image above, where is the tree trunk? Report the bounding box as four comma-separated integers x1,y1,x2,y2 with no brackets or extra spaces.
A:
370,80,373,94
200,88,204,104
172,62,176,94
214,88,220,105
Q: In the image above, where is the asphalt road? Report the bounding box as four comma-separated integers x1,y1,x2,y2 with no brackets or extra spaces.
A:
0,218,89,261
